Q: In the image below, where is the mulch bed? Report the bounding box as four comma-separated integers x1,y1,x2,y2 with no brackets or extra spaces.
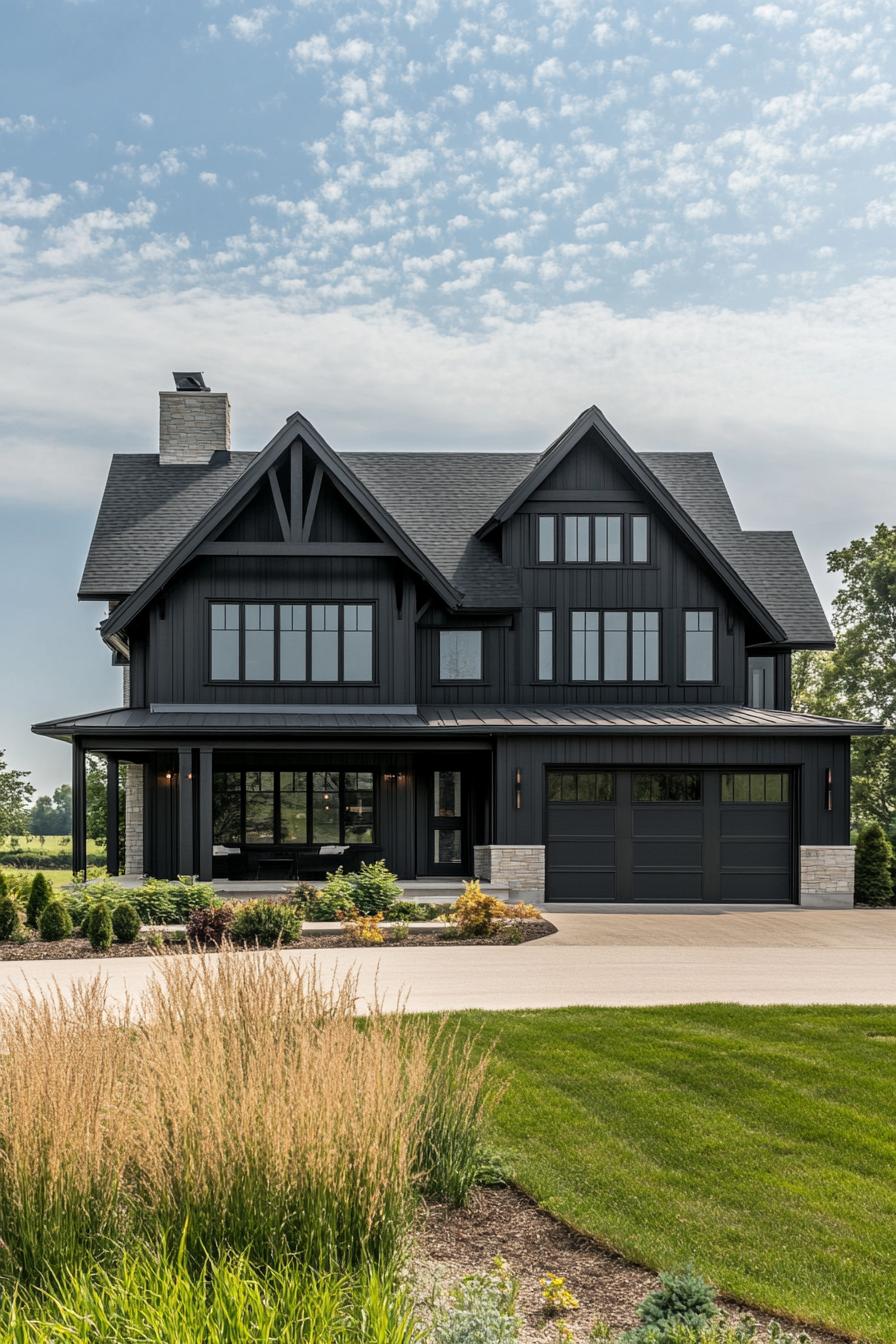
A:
418,1185,847,1344
0,920,556,960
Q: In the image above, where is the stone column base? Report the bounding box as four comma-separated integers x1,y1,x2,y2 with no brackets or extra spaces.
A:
800,845,854,908
474,844,545,901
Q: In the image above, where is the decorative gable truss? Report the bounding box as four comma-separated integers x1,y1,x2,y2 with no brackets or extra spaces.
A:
101,412,462,645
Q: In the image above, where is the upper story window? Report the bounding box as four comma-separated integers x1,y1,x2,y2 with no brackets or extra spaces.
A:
536,610,554,681
747,656,775,709
564,515,591,563
684,610,715,682
439,629,482,681
571,610,600,681
537,515,557,563
209,601,374,684
568,610,659,683
631,516,650,563
632,610,660,681
594,515,622,563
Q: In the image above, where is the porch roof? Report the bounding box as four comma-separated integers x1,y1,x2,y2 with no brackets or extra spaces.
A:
32,702,884,739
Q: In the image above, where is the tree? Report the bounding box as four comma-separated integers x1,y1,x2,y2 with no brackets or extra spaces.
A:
0,749,34,840
854,823,894,907
792,524,896,833
29,785,72,837
85,756,123,845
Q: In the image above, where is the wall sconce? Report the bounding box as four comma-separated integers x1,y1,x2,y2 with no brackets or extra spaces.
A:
187,772,193,781
824,767,832,813
514,767,522,811
383,772,405,784
163,772,173,783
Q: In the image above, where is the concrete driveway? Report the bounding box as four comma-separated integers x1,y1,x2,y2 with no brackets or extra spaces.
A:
1,908,894,1012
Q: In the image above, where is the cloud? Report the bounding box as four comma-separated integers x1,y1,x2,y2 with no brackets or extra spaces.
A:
690,13,730,31
0,172,62,220
228,7,276,42
135,112,154,128
198,171,219,187
0,114,42,134
37,198,157,267
753,4,797,25
370,149,433,188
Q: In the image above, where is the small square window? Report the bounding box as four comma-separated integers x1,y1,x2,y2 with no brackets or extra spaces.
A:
439,630,482,680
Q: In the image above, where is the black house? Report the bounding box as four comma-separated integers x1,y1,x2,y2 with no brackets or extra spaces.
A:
34,376,881,906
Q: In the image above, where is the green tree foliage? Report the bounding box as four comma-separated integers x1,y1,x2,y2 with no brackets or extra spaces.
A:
86,756,124,844
854,823,894,907
0,894,21,940
86,900,113,951
111,900,141,944
0,749,34,840
792,524,896,832
622,1268,719,1344
26,873,53,929
29,785,72,837
39,899,74,942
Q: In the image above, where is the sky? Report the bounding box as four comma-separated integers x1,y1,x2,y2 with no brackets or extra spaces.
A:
1,0,894,795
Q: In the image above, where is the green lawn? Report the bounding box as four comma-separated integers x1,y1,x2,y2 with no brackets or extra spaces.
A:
453,1005,896,1343
1,835,106,886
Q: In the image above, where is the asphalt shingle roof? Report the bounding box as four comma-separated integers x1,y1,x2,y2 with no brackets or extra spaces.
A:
78,443,832,643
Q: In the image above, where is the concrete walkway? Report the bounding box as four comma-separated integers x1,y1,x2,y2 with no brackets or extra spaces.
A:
1,909,895,1011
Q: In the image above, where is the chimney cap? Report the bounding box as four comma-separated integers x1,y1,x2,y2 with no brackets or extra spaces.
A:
172,371,210,392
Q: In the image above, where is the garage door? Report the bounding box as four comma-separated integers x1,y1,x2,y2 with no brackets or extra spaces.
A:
546,769,792,903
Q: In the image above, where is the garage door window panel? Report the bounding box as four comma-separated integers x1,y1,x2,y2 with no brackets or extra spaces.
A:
548,770,614,803
633,772,702,803
721,773,789,803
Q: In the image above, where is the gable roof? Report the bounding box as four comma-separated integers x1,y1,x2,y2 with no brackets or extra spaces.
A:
99,413,462,640
80,409,833,646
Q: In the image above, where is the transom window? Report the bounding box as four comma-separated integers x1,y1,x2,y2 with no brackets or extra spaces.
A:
722,773,789,804
684,610,715,682
633,772,702,802
209,602,374,683
569,611,660,683
213,769,375,845
547,771,615,803
439,630,483,681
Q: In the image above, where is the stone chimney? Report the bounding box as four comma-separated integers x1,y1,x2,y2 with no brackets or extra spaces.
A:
159,371,231,464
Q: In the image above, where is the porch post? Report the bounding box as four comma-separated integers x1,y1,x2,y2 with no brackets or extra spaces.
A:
72,739,87,880
198,748,214,882
105,754,120,877
177,747,195,877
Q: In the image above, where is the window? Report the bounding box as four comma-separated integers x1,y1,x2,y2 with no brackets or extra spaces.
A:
547,771,615,803
722,772,789,804
537,610,554,681
594,515,622,563
631,516,649,563
209,601,374,683
747,656,775,709
537,515,557,563
632,611,660,681
439,630,482,680
212,769,375,845
571,610,599,681
564,515,591,562
244,604,274,681
633,772,702,802
603,611,628,680
684,610,715,681
210,603,240,681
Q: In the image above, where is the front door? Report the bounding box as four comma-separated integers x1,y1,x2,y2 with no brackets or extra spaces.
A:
430,768,465,875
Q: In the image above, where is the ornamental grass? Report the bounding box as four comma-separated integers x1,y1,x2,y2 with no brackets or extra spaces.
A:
0,949,491,1285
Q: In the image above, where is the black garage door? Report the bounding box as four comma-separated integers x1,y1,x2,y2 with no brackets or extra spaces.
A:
546,769,793,903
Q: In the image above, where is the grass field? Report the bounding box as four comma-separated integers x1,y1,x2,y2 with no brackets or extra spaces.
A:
1,835,105,885
454,1004,896,1343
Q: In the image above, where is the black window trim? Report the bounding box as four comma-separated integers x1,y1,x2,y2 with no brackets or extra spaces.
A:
437,627,486,685
632,770,703,804
630,514,650,564
630,608,662,684
207,598,377,686
721,771,790,804
535,607,556,683
593,513,624,564
535,513,558,565
569,608,601,683
682,607,717,685
565,608,662,684
214,767,377,846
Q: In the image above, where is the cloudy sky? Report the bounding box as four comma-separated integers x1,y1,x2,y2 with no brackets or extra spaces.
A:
1,0,894,793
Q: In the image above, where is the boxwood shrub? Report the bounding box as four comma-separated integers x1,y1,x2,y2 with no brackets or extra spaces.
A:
39,899,74,942
230,899,303,947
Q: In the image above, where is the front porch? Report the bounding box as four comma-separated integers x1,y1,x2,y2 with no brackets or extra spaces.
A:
72,741,493,885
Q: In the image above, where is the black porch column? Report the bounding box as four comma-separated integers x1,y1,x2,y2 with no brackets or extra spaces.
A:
72,739,87,880
177,747,195,877
198,748,214,882
106,754,120,877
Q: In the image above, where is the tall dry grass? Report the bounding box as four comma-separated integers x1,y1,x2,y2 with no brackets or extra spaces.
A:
0,949,491,1284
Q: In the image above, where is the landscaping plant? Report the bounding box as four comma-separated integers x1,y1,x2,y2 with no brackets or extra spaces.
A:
85,901,113,952
430,1256,522,1344
110,901,141,944
38,899,73,942
854,822,894,906
321,861,402,917
26,872,53,929
229,898,302,946
621,1269,719,1344
186,901,234,945
339,910,386,945
447,880,540,938
0,893,21,940
539,1273,580,1315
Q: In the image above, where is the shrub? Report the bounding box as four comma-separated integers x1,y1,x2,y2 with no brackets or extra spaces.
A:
305,885,357,922
0,869,6,897
187,901,235,945
446,880,541,938
345,859,402,916
230,899,303,947
431,1257,522,1344
855,823,894,906
26,872,53,929
540,1274,579,1314
86,900,113,952
392,899,443,921
416,1023,495,1206
0,893,21,940
38,899,73,942
289,880,319,910
621,1269,719,1344
131,878,216,924
111,900,141,944
340,910,385,945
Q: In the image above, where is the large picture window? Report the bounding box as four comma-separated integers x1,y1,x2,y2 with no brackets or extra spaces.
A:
439,630,483,681
213,769,375,845
209,601,374,683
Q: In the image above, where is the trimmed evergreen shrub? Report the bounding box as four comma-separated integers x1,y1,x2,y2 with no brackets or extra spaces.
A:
230,899,302,947
111,901,141,944
39,899,74,942
86,900,113,952
26,873,53,929
0,894,21,940
621,1269,719,1344
0,870,7,897
855,823,894,907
